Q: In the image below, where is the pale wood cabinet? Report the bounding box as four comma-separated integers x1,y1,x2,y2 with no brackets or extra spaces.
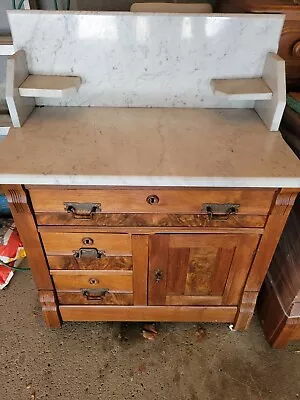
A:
2,185,299,330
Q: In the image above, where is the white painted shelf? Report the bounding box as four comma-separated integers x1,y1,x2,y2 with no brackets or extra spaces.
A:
19,75,81,98
211,78,273,100
0,36,14,56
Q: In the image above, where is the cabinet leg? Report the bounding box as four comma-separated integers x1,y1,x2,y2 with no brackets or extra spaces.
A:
39,290,62,328
233,291,258,330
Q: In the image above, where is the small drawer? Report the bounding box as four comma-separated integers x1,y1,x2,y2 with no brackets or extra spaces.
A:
57,291,133,306
51,270,133,292
40,232,132,256
29,187,275,226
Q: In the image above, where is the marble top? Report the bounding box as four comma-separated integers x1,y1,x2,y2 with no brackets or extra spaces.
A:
8,11,284,108
0,107,299,188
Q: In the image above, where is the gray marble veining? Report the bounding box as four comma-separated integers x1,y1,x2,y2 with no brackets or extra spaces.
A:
0,107,298,187
8,11,284,108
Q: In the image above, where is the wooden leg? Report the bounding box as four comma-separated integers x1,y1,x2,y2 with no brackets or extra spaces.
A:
2,185,61,327
234,291,258,331
234,189,298,330
39,290,62,328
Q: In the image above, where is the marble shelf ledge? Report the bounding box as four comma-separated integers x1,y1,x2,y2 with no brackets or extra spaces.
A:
0,107,299,188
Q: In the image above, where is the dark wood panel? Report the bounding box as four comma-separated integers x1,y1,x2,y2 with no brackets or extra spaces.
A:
132,235,149,306
60,305,237,322
47,255,133,270
35,212,267,228
166,295,223,306
148,235,169,305
166,247,190,295
57,292,133,306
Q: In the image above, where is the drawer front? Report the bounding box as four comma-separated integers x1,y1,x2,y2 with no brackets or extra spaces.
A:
51,270,133,292
30,187,275,227
40,232,132,256
57,292,133,306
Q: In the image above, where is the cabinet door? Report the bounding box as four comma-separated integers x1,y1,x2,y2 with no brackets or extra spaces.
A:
148,234,260,306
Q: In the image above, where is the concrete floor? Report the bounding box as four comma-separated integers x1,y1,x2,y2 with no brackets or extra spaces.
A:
1,271,300,400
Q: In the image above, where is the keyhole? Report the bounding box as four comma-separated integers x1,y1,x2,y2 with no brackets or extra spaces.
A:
146,195,159,205
82,237,94,246
89,278,99,285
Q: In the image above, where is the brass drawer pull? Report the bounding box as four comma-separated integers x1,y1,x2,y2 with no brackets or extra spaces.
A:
202,203,240,221
73,248,105,259
64,202,101,219
81,288,109,300
146,195,159,205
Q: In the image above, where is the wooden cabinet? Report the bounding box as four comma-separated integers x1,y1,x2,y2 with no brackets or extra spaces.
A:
148,233,259,306
2,185,299,330
218,0,300,90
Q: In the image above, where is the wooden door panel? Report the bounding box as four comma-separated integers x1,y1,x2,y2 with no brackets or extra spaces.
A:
148,234,169,305
148,233,260,306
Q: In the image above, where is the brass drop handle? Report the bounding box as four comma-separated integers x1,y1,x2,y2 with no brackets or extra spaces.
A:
154,269,163,283
146,195,160,205
202,203,240,221
81,288,109,300
73,248,105,259
64,202,101,219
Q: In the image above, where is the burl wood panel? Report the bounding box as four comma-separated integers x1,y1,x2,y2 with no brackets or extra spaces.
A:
47,255,133,271
35,212,267,229
57,292,134,306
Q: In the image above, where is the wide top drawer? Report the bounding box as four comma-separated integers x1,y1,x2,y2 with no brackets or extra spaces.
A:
29,187,276,216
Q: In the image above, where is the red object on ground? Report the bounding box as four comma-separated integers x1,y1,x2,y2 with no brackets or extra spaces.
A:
0,225,25,289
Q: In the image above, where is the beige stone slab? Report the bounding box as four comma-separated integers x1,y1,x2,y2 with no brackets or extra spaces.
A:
0,107,298,187
211,79,272,101
19,75,81,98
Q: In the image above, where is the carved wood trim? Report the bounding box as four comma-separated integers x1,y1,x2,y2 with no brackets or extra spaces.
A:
1,185,53,290
39,290,62,328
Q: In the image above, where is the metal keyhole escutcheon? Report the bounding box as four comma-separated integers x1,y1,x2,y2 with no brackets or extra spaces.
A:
154,269,163,283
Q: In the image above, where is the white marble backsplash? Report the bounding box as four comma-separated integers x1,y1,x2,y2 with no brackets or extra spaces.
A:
8,11,284,108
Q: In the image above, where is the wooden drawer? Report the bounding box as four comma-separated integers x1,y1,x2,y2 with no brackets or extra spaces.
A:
51,270,133,292
57,292,133,306
40,232,132,256
30,187,275,227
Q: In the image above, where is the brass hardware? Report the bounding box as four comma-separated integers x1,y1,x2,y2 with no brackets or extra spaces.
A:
73,248,105,259
88,278,99,285
64,202,101,219
81,288,109,300
154,269,163,283
82,237,94,246
146,195,159,205
202,203,239,221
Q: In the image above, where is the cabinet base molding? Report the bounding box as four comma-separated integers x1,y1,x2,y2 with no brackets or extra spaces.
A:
59,305,237,323
39,290,62,328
